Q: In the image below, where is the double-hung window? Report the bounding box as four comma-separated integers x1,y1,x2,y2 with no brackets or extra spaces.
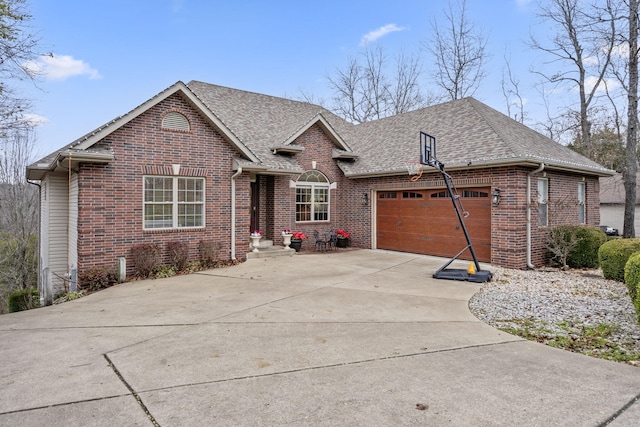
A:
296,170,329,222
537,178,549,227
578,182,586,224
144,176,205,229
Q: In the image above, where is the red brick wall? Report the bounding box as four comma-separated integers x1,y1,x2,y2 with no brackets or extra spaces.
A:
267,124,372,247
76,93,251,275
76,101,602,274
264,126,601,270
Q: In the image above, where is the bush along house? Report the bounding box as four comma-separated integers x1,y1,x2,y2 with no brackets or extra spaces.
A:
26,80,614,302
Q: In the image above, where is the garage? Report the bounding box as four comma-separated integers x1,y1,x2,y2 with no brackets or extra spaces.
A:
376,188,491,262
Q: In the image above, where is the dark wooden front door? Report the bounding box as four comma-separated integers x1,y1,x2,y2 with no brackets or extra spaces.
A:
250,181,259,233
376,188,491,262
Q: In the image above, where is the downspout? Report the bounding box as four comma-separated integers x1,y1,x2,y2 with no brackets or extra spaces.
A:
527,163,545,268
230,167,243,260
27,179,43,306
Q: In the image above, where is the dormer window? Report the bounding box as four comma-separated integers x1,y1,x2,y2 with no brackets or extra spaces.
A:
162,112,190,132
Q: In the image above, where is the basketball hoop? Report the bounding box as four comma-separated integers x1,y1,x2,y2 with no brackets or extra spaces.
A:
405,160,424,181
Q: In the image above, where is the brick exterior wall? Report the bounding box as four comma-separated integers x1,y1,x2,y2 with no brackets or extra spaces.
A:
74,100,602,275
76,93,251,276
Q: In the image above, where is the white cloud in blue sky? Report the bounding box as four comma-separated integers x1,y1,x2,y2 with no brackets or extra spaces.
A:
360,24,406,46
25,54,101,81
22,113,49,127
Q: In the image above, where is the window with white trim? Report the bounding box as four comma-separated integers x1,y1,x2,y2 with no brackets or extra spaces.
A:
143,176,205,229
578,182,586,224
537,178,548,227
296,170,329,222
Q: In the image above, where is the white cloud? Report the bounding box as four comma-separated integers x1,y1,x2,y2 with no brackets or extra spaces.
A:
575,75,620,94
22,113,49,127
612,43,629,58
24,54,101,81
360,24,406,46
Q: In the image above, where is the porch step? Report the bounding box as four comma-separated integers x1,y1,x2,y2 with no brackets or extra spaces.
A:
246,244,295,259
255,239,274,249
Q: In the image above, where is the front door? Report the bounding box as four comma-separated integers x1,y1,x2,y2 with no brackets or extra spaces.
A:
250,181,260,233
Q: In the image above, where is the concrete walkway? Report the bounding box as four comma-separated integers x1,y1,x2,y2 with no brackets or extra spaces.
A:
0,250,638,426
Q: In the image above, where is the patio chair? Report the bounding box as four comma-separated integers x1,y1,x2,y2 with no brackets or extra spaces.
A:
313,230,328,251
327,230,338,250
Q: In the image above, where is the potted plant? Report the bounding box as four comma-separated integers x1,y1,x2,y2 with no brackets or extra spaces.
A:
336,229,351,248
250,230,263,253
282,229,293,249
289,231,308,252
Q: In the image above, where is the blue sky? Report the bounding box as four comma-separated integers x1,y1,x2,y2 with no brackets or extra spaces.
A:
22,0,540,157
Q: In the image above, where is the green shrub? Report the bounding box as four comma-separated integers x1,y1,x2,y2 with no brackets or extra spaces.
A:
54,291,83,304
168,241,189,272
599,238,640,282
79,267,117,292
154,265,176,278
624,252,640,301
8,289,39,313
131,243,160,278
199,240,220,268
567,226,607,268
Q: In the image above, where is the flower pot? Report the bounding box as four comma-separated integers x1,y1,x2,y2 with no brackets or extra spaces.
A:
290,239,302,252
336,238,349,248
282,233,293,249
250,235,262,253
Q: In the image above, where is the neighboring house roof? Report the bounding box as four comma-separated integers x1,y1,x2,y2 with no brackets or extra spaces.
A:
600,173,640,204
27,80,615,181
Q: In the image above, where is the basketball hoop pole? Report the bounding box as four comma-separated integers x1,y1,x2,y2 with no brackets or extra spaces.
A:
419,132,491,283
434,164,482,276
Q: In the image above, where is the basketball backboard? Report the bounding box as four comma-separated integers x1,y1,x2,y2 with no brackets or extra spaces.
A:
420,131,436,166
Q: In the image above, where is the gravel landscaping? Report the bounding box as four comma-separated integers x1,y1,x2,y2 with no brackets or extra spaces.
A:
469,267,640,365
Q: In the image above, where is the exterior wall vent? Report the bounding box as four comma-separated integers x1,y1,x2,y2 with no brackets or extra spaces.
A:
162,112,190,131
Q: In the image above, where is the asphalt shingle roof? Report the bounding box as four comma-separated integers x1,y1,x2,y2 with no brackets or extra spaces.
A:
188,81,612,177
28,80,614,179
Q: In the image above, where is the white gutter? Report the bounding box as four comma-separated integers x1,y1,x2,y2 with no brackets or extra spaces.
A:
527,163,545,268
230,167,243,260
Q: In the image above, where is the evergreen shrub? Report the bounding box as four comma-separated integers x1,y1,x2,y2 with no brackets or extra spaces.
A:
624,252,640,302
599,238,640,282
8,289,39,313
567,226,607,268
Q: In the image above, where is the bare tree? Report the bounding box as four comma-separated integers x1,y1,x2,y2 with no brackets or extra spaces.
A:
389,50,427,114
327,46,427,123
501,51,526,123
0,0,43,137
530,0,618,156
0,128,38,313
623,0,638,238
427,0,488,101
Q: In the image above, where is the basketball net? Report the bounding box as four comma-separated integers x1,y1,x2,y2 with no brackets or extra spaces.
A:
405,160,424,182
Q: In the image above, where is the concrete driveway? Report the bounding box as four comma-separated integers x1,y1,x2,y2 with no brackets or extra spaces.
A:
1,250,639,426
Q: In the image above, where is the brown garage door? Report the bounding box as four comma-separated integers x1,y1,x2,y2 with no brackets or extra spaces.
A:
376,188,491,262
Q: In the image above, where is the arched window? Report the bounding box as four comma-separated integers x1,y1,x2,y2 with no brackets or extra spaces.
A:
296,170,330,222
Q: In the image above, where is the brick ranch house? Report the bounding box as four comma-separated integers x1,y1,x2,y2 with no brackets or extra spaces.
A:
26,80,613,299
